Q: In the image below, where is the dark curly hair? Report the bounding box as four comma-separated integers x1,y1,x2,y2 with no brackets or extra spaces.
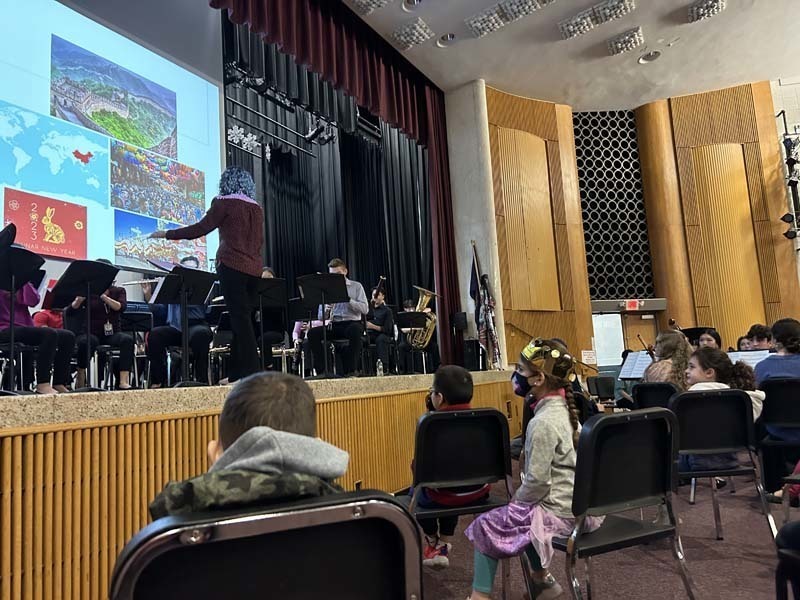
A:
691,347,755,391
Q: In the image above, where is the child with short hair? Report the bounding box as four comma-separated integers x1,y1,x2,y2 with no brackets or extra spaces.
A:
416,365,489,569
466,339,603,600
150,372,349,518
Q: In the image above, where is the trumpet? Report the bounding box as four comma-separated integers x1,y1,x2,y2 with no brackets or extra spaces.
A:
121,278,161,286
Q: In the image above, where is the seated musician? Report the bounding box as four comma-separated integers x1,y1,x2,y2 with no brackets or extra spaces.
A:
0,282,75,394
255,266,286,371
307,258,368,376
366,286,394,371
66,259,134,389
146,256,213,387
398,298,439,375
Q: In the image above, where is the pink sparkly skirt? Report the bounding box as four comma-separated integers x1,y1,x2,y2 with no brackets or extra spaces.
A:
465,501,604,568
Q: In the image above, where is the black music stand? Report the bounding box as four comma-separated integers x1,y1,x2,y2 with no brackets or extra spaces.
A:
150,266,216,387
255,278,288,371
296,273,348,378
0,245,45,393
50,259,118,391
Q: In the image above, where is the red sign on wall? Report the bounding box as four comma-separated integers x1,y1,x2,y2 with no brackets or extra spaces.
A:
4,188,87,260
625,299,641,311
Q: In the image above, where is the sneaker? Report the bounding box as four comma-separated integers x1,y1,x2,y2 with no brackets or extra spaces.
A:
422,539,450,569
530,573,563,600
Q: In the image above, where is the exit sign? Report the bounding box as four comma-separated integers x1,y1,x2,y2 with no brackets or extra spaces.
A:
625,299,641,311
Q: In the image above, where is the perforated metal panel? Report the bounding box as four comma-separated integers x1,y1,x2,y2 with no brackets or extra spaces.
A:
573,110,654,300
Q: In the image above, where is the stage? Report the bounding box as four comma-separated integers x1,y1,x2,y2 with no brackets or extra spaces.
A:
0,369,518,599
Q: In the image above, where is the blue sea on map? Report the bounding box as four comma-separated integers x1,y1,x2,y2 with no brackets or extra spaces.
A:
0,97,109,206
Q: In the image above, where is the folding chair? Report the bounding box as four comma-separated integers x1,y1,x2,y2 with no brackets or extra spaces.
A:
110,491,422,600
586,376,615,402
758,378,800,538
398,408,520,598
552,408,698,600
669,389,759,540
632,382,680,409
776,521,800,600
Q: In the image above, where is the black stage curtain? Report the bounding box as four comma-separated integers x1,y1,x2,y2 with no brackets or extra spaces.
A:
220,10,434,332
338,127,432,305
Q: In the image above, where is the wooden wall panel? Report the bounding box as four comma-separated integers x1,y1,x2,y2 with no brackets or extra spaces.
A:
0,381,519,600
486,87,558,141
634,101,696,330
487,86,593,362
691,144,767,346
496,128,561,311
639,82,800,341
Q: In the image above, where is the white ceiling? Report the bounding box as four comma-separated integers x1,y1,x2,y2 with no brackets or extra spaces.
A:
351,0,798,111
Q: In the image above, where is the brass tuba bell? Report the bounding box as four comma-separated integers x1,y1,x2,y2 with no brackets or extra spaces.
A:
409,285,438,350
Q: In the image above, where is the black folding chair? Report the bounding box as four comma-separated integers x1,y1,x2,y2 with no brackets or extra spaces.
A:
669,389,760,540
552,408,697,600
632,382,680,409
398,408,519,598
776,521,800,600
758,378,800,538
110,491,422,600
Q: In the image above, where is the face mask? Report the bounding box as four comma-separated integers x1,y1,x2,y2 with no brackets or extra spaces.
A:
511,371,531,398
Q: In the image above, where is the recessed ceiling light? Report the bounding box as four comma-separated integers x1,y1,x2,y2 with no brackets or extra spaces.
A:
401,0,422,13
436,33,456,48
638,50,661,64
593,0,636,25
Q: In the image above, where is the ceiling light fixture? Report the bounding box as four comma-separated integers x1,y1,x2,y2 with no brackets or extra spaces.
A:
593,0,636,25
465,5,506,38
607,26,644,55
401,0,422,13
436,33,456,48
391,17,435,50
498,0,539,22
349,0,390,16
559,8,595,39
688,0,726,23
637,50,661,64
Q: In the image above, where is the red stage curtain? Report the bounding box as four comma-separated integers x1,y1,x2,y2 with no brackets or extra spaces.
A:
210,0,462,362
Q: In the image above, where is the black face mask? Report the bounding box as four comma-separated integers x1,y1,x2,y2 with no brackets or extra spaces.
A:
511,371,531,398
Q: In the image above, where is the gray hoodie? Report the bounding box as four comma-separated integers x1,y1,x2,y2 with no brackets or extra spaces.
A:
210,426,350,479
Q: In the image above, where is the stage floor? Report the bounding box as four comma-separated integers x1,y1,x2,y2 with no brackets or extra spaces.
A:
0,370,511,430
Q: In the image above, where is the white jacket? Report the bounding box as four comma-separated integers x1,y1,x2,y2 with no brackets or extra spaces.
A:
687,381,763,420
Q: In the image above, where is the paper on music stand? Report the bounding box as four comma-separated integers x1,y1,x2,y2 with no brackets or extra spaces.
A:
618,351,653,380
728,350,771,369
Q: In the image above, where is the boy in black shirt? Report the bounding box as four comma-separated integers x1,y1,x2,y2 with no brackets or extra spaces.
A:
366,287,394,370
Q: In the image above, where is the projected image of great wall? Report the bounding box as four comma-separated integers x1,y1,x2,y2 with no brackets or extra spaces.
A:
50,35,178,158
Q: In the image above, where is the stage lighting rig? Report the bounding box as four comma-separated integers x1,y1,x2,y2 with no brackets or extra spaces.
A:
304,119,326,143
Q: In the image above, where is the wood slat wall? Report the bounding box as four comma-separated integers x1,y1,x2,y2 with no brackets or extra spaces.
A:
486,86,593,360
0,381,518,600
690,143,767,345
637,82,800,338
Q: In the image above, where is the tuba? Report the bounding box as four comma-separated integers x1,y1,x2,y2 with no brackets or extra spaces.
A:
409,285,438,350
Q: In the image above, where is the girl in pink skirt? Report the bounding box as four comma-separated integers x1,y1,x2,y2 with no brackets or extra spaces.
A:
465,338,603,599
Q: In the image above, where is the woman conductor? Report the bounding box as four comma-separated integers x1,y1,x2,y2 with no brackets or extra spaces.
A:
150,166,264,383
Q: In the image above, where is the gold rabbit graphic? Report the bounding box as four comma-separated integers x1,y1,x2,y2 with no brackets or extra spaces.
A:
42,207,66,245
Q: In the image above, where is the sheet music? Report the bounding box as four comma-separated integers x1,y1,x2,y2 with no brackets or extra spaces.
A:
728,350,771,369
618,351,653,380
